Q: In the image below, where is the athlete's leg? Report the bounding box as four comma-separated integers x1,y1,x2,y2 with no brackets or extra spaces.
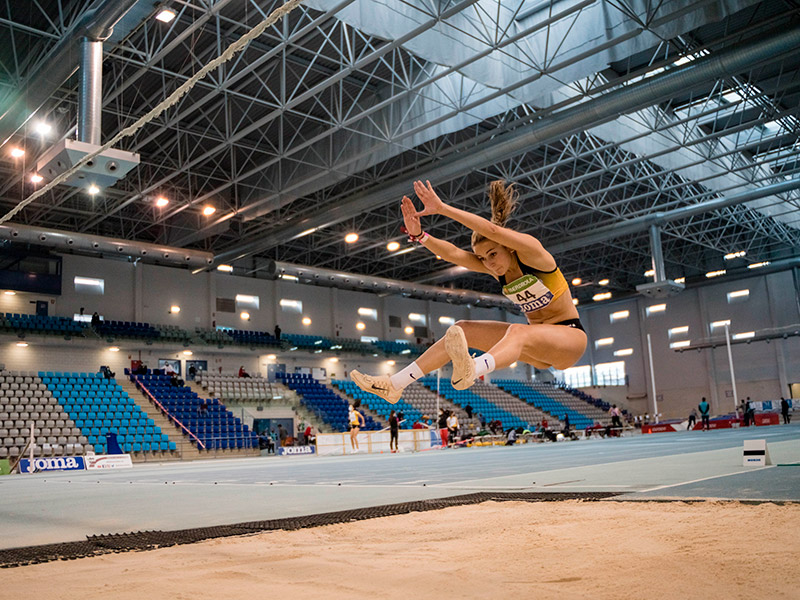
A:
477,322,587,371
351,321,513,401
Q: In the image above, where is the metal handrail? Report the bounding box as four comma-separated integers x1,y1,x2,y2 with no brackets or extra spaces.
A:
133,377,206,450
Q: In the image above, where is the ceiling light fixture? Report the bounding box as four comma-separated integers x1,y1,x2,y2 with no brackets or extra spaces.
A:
155,8,176,22
156,197,169,207
202,205,216,216
88,184,100,195
10,148,24,158
386,241,400,252
344,233,359,244
30,174,43,184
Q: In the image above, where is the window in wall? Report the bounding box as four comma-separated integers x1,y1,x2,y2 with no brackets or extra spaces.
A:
668,326,689,338
280,299,302,313
733,331,755,340
610,310,629,323
438,316,455,326
562,365,592,388
646,303,666,316
235,294,259,310
727,289,750,303
669,340,691,349
595,361,626,386
74,276,104,295
358,307,378,320
710,319,730,331
408,312,426,324
73,314,93,323
594,337,614,349
613,348,633,357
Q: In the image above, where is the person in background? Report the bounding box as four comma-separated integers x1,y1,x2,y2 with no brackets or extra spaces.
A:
609,404,622,430
781,397,791,424
274,324,282,341
188,364,197,381
698,397,710,431
277,423,287,447
389,410,399,453
505,427,517,446
447,410,459,447
91,311,101,329
464,403,473,418
438,409,450,448
687,407,697,431
562,413,571,435
349,399,365,453
238,365,250,378
304,424,313,445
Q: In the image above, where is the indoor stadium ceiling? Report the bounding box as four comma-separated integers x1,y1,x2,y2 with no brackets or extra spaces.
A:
1,0,799,303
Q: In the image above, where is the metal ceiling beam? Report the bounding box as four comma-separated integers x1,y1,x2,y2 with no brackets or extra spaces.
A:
210,23,800,267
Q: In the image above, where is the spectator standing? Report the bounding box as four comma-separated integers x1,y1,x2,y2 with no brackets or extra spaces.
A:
447,411,459,447
609,404,623,431
698,397,710,430
91,311,101,329
389,410,399,453
277,423,287,447
304,424,313,445
349,400,365,453
188,364,197,380
687,407,697,431
438,409,449,447
562,414,570,435
464,403,473,418
274,324,281,341
781,397,791,424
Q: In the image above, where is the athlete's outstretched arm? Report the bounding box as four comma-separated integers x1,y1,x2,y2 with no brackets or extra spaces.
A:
412,180,555,271
402,195,491,275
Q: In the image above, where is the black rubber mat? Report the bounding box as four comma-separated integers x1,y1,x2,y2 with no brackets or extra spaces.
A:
0,491,618,568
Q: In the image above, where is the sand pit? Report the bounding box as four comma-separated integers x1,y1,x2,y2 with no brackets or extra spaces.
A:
3,500,799,600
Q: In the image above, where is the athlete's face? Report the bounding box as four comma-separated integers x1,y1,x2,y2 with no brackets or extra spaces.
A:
473,240,513,276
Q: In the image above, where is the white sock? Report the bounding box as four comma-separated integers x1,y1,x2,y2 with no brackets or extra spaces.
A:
473,353,496,378
390,361,425,390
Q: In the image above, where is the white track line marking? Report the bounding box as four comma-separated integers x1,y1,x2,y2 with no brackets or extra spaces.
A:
638,466,774,493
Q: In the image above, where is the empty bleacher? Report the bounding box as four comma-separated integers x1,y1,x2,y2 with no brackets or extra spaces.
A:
494,380,594,429
277,373,380,433
332,379,423,427
1,370,90,459
199,373,286,403
43,371,174,454
419,377,532,431
1,313,84,336
95,320,160,340
132,373,257,451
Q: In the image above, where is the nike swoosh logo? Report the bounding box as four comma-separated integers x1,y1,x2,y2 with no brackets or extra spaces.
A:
453,378,462,385
371,384,387,391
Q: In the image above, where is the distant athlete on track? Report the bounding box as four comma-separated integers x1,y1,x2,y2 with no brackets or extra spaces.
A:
351,179,587,403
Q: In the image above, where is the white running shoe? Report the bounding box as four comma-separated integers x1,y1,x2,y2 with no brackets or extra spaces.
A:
350,370,402,404
445,325,476,390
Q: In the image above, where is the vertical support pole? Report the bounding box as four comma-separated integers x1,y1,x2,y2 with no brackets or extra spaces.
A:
78,39,103,145
649,224,666,281
725,323,738,412
646,333,658,423
29,422,34,464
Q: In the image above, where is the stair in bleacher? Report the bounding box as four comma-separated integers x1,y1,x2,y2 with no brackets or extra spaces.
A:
132,373,258,452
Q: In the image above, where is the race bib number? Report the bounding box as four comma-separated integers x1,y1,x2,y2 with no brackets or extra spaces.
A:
503,274,553,313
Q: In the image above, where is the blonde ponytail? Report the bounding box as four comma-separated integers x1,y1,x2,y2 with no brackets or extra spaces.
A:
471,180,518,247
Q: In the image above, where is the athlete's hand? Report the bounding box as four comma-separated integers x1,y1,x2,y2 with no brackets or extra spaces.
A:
412,180,445,216
401,195,423,236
